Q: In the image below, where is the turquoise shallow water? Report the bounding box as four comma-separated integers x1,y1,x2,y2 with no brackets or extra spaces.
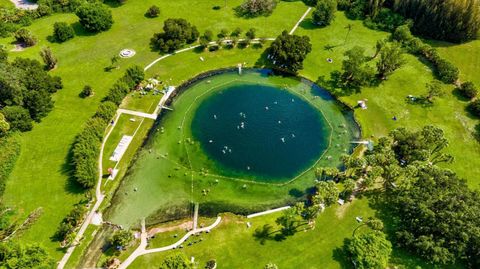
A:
191,82,329,181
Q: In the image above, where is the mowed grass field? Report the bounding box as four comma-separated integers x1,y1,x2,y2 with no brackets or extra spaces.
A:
0,0,308,258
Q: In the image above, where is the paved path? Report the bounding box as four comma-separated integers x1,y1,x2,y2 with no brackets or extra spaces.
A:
247,206,291,218
9,0,38,9
117,109,157,120
118,217,222,269
289,7,312,35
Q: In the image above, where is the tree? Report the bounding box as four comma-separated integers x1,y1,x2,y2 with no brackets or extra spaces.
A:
424,80,444,103
40,47,57,70
345,230,392,269
0,113,9,137
237,0,277,17
110,54,120,69
81,85,93,98
109,230,132,249
353,217,384,236
14,28,37,47
146,5,160,18
268,31,312,73
1,106,32,132
314,180,339,206
75,2,114,33
160,253,191,269
204,30,214,42
53,22,75,42
231,27,242,37
340,46,375,88
342,178,356,199
312,0,337,26
376,42,405,79
457,81,478,99
151,18,199,52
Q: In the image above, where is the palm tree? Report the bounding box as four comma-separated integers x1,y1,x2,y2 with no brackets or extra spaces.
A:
344,24,353,45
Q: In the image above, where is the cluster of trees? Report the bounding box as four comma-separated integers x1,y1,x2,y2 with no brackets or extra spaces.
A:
13,28,37,47
358,126,480,266
236,0,277,17
393,25,459,83
338,0,480,43
267,31,312,73
345,229,392,268
0,4,50,38
151,18,199,53
72,66,144,189
75,2,113,33
0,241,54,268
160,253,191,269
199,27,259,50
55,202,87,247
338,40,405,89
0,53,62,133
312,0,337,26
393,0,480,42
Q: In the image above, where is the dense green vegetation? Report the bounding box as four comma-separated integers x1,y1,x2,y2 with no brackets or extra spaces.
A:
268,31,312,73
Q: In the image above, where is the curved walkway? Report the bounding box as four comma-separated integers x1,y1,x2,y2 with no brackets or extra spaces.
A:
118,217,222,269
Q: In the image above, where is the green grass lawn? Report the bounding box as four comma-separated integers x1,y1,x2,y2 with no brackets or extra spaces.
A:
0,0,13,8
0,0,308,258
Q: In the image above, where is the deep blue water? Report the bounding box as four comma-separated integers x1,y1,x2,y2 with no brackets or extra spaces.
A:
191,83,329,181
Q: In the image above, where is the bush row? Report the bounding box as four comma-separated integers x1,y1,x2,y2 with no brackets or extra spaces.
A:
71,65,144,189
393,25,459,84
54,202,88,247
0,134,21,196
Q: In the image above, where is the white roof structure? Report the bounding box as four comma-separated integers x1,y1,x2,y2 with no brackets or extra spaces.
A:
110,135,133,162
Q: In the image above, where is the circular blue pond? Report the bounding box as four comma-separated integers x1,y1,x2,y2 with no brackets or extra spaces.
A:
191,83,330,180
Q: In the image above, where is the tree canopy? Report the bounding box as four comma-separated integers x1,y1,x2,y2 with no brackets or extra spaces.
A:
268,31,312,73
345,230,392,269
236,0,277,17
75,2,113,33
151,18,199,53
312,0,337,26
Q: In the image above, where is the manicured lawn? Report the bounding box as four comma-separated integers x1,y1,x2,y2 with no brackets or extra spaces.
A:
0,0,13,8
0,0,308,258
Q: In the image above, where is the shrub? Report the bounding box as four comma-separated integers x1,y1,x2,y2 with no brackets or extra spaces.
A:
0,134,21,196
457,81,478,99
94,101,117,123
75,2,113,33
14,28,37,47
124,65,145,86
1,106,33,132
434,58,459,83
53,22,74,42
236,0,277,17
146,5,160,18
81,85,93,98
40,47,57,70
468,99,480,118
104,80,130,105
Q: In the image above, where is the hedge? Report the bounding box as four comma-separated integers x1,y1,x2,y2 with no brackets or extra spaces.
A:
0,134,21,196
71,66,144,189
